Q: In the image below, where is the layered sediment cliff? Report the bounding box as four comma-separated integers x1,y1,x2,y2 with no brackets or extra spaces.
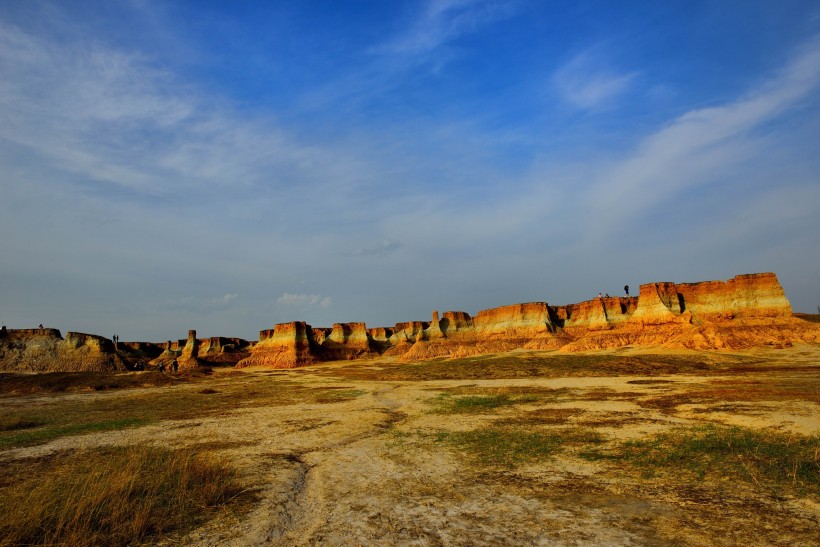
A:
235,272,818,368
0,328,125,372
4,273,815,372
236,322,318,369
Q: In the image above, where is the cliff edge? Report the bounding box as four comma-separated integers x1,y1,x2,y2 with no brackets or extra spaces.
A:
236,272,818,368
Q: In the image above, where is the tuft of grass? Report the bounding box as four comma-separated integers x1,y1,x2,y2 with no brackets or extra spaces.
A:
433,394,516,413
436,426,605,468
583,425,820,498
431,389,543,414
0,445,246,546
436,428,562,467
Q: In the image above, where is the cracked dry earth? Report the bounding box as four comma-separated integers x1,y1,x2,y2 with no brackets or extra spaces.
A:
2,347,819,546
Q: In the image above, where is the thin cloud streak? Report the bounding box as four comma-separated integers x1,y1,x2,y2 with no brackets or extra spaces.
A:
586,34,820,233
553,50,638,110
379,0,517,56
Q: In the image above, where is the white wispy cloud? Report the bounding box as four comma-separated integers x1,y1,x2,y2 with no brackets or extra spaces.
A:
276,293,333,310
587,34,820,227
380,0,517,57
0,21,341,201
553,49,638,110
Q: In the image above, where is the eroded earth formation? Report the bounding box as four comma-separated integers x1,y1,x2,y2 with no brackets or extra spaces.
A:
2,272,818,372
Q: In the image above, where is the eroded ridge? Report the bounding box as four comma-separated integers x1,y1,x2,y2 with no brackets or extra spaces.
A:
238,273,820,368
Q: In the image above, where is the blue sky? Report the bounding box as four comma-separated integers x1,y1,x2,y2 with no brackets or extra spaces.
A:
1,0,819,341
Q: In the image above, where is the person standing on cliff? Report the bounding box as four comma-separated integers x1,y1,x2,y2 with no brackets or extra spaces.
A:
624,285,629,296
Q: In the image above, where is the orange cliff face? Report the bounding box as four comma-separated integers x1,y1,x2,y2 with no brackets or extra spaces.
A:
473,303,553,335
237,322,318,369
223,272,818,368
677,273,792,320
628,282,683,325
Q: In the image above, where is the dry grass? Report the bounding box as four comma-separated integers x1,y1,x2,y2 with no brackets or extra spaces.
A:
0,370,213,395
310,351,805,382
0,375,367,449
581,425,820,499
0,445,246,546
635,378,820,415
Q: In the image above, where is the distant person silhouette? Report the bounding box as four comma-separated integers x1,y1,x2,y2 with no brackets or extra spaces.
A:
624,285,629,296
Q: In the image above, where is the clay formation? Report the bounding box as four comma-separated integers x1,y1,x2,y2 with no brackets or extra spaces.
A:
236,273,819,368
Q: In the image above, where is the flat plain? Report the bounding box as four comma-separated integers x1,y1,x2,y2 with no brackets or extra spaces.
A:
1,346,818,546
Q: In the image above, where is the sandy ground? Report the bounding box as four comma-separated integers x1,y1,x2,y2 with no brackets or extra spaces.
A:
1,346,819,546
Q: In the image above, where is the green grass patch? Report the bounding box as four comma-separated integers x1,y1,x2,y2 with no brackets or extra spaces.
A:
436,426,605,468
0,445,247,546
432,394,518,413
581,425,820,498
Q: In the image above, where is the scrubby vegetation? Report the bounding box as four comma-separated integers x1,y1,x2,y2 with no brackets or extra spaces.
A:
435,426,605,468
0,445,246,546
582,425,820,498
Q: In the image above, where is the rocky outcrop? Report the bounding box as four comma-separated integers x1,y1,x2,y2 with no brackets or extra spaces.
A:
320,323,376,360
0,329,125,372
9,272,811,372
676,272,792,320
236,272,816,367
177,330,200,370
149,341,180,367
237,322,319,369
195,336,251,365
